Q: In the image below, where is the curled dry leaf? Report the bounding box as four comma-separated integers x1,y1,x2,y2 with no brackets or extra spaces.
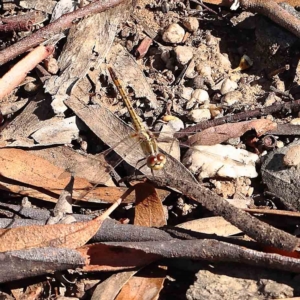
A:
188,119,277,146
182,144,258,179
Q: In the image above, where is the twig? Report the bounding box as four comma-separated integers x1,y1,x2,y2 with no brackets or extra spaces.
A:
0,45,54,100
107,239,300,272
240,0,300,38
175,99,300,138
0,0,125,66
129,175,300,252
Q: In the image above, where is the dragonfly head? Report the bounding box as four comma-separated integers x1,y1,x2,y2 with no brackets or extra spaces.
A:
147,153,166,170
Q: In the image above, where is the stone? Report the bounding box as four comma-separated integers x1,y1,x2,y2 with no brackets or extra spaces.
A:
182,17,199,32
222,90,242,106
162,23,185,43
188,108,211,122
191,89,210,104
175,46,193,65
220,78,238,95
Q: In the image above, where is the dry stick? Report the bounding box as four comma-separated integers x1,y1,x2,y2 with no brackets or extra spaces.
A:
107,239,300,272
0,0,125,66
240,0,300,38
175,99,300,138
131,175,300,252
0,21,32,33
0,45,54,100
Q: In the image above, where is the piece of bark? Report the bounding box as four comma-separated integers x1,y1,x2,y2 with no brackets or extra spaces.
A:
107,44,158,109
44,0,132,114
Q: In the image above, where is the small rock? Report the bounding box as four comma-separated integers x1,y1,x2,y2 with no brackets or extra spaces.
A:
182,17,199,32
175,46,193,65
180,87,194,100
220,78,238,95
191,89,210,104
264,92,281,106
188,108,211,122
222,90,242,106
283,145,300,167
206,33,219,46
290,118,300,125
276,140,284,148
193,75,205,89
215,53,232,70
196,63,212,77
162,23,185,44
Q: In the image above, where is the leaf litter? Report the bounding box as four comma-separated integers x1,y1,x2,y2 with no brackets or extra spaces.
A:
0,0,299,298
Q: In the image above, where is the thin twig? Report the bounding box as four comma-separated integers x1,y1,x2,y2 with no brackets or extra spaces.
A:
240,0,300,38
0,0,126,66
175,99,300,138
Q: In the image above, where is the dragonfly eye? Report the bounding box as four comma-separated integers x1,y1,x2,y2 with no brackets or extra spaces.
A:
147,154,166,170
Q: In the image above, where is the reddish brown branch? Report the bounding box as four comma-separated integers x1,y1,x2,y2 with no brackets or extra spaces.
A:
0,21,32,32
175,99,300,138
0,0,126,66
240,0,300,38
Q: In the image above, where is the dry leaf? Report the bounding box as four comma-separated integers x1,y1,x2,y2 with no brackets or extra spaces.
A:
91,271,137,300
134,183,166,227
116,265,167,300
176,216,241,236
0,215,106,251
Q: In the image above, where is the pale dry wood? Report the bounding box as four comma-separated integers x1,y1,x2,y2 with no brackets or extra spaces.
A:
44,0,132,114
107,44,158,109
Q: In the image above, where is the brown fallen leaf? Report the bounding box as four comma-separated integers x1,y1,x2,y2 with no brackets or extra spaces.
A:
115,183,167,299
116,265,167,300
0,147,169,203
188,119,277,146
91,271,138,300
134,182,167,227
0,200,119,251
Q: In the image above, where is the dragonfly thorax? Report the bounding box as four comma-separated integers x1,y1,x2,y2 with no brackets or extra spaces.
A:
147,153,166,170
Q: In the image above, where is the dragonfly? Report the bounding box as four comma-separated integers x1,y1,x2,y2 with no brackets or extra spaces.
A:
64,65,254,201
107,66,167,173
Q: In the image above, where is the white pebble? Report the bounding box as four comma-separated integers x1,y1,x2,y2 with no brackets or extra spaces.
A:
276,141,284,148
196,63,212,77
182,17,199,32
215,53,231,70
188,108,211,122
180,87,194,100
175,46,193,65
220,78,238,95
162,23,185,44
222,90,242,106
290,118,300,125
191,89,210,104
